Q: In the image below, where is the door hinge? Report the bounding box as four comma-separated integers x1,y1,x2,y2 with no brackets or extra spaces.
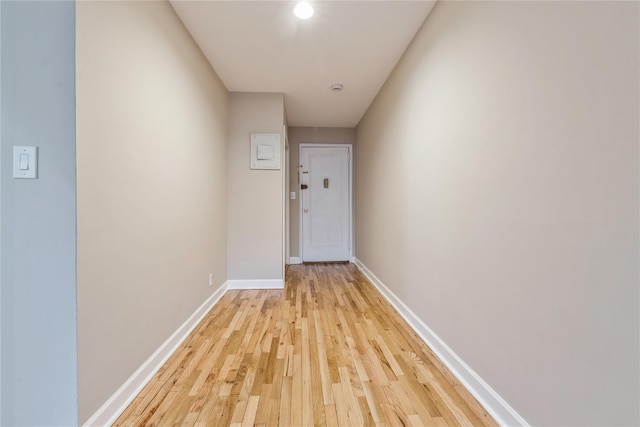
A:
347,152,351,163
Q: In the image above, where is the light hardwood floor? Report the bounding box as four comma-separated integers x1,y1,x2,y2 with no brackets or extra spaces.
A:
114,263,498,427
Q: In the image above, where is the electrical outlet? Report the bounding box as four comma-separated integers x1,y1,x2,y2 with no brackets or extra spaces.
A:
208,273,214,287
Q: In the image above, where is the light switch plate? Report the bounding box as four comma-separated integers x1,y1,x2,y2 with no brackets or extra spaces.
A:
13,146,38,179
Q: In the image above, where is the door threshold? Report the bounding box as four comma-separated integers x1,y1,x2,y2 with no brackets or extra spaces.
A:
302,261,350,265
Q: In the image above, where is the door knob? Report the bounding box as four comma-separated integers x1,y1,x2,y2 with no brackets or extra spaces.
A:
304,209,309,213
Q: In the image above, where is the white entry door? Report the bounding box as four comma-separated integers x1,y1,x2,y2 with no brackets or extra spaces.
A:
300,145,351,262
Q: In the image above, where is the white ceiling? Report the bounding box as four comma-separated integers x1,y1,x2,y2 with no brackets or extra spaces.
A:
170,1,436,128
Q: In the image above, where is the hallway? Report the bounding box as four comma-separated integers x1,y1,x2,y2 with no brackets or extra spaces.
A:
2,1,637,424
115,264,497,426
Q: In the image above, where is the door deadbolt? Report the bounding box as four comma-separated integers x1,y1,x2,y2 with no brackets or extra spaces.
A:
301,184,308,190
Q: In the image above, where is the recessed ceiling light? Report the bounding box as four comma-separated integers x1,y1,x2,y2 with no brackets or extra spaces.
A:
293,2,314,19
330,84,344,92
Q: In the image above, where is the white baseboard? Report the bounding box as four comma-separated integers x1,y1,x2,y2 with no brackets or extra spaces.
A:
226,279,284,289
352,258,529,427
82,282,228,427
288,257,302,265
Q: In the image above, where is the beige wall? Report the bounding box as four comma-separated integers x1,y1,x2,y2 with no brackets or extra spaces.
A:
76,1,228,423
355,1,639,425
227,93,285,280
288,127,356,259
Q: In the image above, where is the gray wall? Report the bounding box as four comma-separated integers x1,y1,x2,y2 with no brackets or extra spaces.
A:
287,127,356,259
0,3,3,421
1,1,78,425
355,1,639,425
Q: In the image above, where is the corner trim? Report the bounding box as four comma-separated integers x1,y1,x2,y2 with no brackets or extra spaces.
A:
226,279,284,289
82,282,228,427
288,257,302,265
352,258,529,427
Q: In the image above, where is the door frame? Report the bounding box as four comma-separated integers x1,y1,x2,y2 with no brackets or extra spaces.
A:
299,143,353,263
283,125,289,279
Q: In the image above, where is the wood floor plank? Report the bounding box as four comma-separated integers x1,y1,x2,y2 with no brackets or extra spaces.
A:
241,395,260,427
290,353,302,426
253,384,272,426
114,263,497,427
